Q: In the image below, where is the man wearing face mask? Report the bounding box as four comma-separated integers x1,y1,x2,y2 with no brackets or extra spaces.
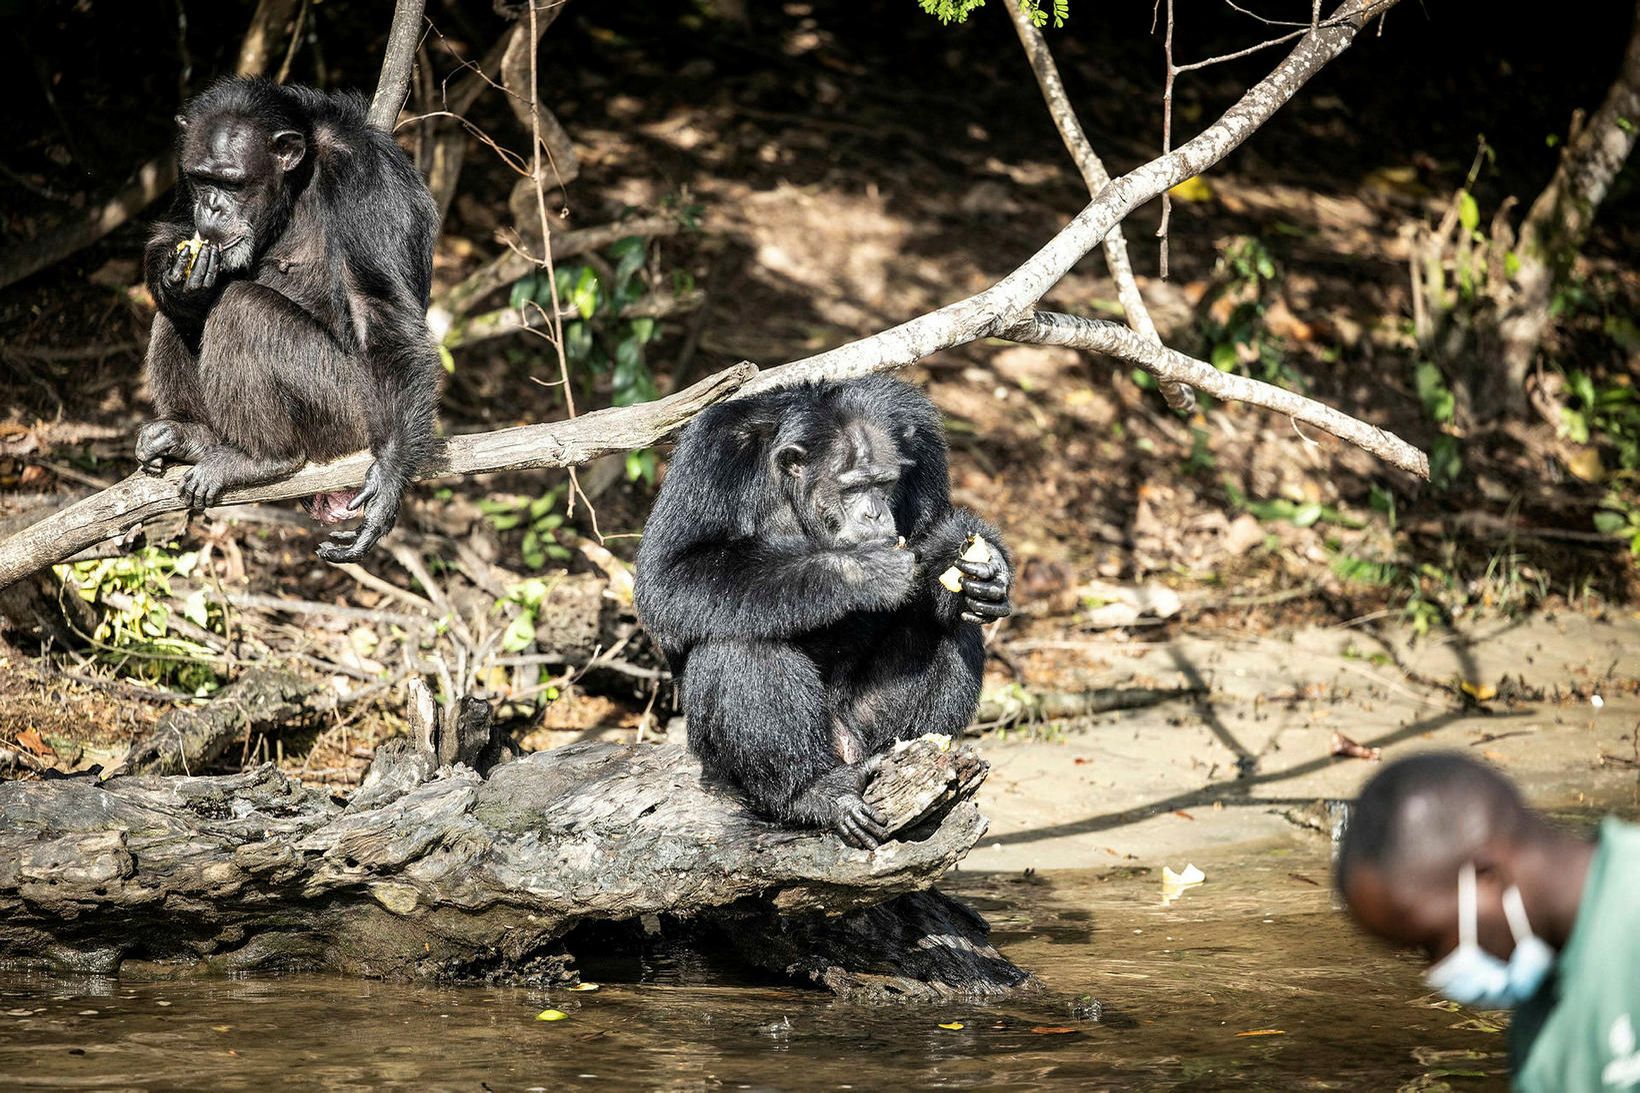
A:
1335,752,1640,1092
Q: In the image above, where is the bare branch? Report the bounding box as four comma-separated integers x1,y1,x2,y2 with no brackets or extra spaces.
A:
742,0,1398,397
1006,0,1194,412
368,0,428,131
0,365,754,591
1002,311,1429,479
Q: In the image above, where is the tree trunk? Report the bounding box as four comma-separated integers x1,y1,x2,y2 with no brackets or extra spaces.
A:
1490,0,1640,416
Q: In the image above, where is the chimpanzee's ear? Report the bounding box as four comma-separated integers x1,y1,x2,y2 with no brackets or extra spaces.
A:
271,130,307,172
775,443,807,477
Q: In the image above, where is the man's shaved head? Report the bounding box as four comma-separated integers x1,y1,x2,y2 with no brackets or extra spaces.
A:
1336,752,1537,959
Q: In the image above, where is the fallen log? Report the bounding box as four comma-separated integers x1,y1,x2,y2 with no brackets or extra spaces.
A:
0,734,1033,1000
119,667,332,777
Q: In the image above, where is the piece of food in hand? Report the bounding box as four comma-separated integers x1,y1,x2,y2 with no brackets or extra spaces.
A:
174,233,206,277
939,535,991,592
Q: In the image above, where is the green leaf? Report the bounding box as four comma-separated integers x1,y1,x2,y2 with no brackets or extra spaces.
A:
1504,250,1521,278
1593,510,1628,535
1456,189,1480,233
1414,362,1455,424
630,316,656,344
571,267,600,320
437,343,456,374
501,613,536,653
509,274,539,310
612,236,647,288
1211,343,1239,371
489,514,523,532
545,544,573,561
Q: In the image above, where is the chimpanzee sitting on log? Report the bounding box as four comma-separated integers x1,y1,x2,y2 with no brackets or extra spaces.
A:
137,77,441,562
634,376,1012,848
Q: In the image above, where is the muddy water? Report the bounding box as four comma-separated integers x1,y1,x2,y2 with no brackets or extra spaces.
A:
0,837,1526,1093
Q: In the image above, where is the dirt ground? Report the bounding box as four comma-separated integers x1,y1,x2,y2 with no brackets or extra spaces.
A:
972,612,1640,873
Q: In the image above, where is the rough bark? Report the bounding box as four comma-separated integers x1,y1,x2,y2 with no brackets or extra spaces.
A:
367,0,428,131
1003,311,1429,478
0,735,1020,997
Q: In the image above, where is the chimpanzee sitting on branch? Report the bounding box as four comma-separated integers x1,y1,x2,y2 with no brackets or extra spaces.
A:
634,376,1012,848
137,77,441,562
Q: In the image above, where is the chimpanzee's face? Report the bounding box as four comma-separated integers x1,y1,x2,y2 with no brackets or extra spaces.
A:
177,112,306,272
781,418,903,547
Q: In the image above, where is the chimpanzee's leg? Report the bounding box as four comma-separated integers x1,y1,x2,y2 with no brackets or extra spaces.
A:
174,282,365,511
137,315,222,472
841,620,986,753
684,638,889,848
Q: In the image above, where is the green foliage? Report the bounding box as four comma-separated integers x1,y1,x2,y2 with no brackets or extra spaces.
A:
1181,427,1216,476
509,235,678,480
1223,480,1362,530
1560,370,1640,470
1199,236,1300,389
54,547,225,694
1595,491,1640,555
495,577,564,669
480,487,573,571
915,0,1066,26
1411,362,1463,490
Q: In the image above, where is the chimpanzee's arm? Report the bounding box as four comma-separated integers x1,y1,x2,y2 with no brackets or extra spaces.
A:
908,508,1013,628
315,297,440,564
638,533,918,647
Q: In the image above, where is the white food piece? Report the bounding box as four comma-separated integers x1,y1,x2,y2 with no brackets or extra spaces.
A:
939,535,992,593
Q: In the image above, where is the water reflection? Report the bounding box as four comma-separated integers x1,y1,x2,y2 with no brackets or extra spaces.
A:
0,845,1516,1091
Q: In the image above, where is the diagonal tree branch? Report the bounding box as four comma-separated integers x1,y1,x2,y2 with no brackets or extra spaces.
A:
0,366,754,591
1005,0,1195,413
740,0,1397,396
1001,312,1428,478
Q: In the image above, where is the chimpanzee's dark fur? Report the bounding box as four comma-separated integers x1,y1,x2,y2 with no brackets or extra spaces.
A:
138,77,440,562
634,376,1012,848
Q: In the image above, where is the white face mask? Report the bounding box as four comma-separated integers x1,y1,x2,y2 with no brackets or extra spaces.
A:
1424,861,1556,1009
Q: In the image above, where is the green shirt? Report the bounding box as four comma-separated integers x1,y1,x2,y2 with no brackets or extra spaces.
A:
1513,818,1640,1092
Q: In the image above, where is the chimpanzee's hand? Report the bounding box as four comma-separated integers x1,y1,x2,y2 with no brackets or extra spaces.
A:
316,461,402,563
954,544,1011,625
852,537,917,605
136,421,182,474
163,239,221,295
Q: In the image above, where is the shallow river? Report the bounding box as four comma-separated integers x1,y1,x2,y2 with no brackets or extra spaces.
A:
0,833,1532,1092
